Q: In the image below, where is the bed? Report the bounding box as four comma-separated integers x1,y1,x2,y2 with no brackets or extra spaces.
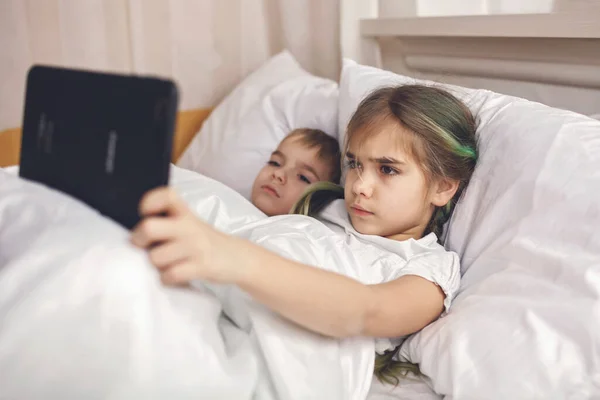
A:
1,8,600,400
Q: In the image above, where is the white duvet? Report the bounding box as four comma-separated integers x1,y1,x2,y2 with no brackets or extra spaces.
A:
0,165,383,400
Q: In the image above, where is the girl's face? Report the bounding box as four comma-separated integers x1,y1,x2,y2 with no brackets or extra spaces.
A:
344,125,455,241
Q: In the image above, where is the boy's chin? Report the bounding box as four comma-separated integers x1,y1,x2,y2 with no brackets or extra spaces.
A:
252,195,281,217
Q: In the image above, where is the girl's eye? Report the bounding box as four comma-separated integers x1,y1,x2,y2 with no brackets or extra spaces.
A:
299,174,311,184
268,160,280,167
380,165,398,175
345,159,357,169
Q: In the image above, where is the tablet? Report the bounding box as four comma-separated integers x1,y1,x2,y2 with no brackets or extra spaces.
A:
19,65,179,229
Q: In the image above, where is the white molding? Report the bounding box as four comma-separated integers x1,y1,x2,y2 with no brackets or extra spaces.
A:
405,55,600,88
361,13,600,39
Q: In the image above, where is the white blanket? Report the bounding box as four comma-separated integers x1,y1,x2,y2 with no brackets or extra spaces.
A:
0,166,380,400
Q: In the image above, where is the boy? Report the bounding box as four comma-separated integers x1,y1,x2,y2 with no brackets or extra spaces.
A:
250,128,341,216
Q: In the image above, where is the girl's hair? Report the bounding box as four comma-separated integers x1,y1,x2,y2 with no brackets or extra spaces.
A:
285,128,342,184
346,85,477,238
290,84,478,385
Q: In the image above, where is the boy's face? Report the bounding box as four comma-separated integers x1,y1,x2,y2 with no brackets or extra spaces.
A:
251,137,333,216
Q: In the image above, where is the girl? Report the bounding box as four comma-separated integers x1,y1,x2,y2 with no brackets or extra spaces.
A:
130,85,478,384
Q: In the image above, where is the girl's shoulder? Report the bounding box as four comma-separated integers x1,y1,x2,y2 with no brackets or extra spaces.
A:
318,199,461,309
318,199,456,260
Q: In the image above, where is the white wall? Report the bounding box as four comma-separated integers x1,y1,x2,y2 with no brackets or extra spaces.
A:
339,0,380,66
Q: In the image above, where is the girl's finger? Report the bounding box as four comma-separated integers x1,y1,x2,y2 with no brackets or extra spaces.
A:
160,260,201,285
139,187,190,218
148,240,189,269
131,217,182,248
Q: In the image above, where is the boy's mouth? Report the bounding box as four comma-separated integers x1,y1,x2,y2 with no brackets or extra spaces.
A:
261,184,280,198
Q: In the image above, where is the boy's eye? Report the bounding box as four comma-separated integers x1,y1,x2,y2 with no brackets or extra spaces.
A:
298,174,311,184
380,165,398,175
268,160,280,167
346,159,357,169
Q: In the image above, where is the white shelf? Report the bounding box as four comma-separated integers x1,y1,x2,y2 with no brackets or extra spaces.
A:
361,13,600,39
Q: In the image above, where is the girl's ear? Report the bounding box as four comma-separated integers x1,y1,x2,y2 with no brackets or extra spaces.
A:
431,178,459,207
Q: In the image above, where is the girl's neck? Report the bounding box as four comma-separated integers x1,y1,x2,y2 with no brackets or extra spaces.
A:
385,224,427,242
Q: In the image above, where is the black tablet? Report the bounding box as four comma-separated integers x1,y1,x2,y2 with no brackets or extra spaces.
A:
19,65,179,229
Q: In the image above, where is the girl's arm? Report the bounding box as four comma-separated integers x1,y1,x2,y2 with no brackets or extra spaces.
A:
131,188,445,339
233,238,445,338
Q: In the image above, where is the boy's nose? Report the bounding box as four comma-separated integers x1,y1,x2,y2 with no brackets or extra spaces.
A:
273,168,287,184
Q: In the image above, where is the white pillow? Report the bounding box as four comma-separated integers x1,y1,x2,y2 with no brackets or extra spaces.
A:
177,51,339,199
339,60,600,398
337,60,488,148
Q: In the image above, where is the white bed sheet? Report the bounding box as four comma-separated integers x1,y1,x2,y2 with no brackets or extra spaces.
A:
0,165,399,399
367,376,441,400
0,164,450,399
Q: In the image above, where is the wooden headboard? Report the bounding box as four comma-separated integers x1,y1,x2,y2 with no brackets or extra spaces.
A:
360,8,600,116
0,108,212,168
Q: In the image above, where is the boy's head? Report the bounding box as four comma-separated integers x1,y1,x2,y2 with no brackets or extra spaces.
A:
251,128,341,216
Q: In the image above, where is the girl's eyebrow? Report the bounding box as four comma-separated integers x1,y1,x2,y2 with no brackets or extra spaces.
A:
345,152,406,165
373,156,406,165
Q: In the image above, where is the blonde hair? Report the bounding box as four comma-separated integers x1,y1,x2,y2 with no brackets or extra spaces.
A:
284,128,342,184
289,181,343,215
290,85,478,386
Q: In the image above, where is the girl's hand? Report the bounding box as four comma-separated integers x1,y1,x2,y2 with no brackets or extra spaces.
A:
130,187,244,285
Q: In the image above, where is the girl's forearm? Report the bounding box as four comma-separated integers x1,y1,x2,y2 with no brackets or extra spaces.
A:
234,238,374,338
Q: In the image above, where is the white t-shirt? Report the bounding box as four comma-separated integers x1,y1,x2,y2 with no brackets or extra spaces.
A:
318,200,461,354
